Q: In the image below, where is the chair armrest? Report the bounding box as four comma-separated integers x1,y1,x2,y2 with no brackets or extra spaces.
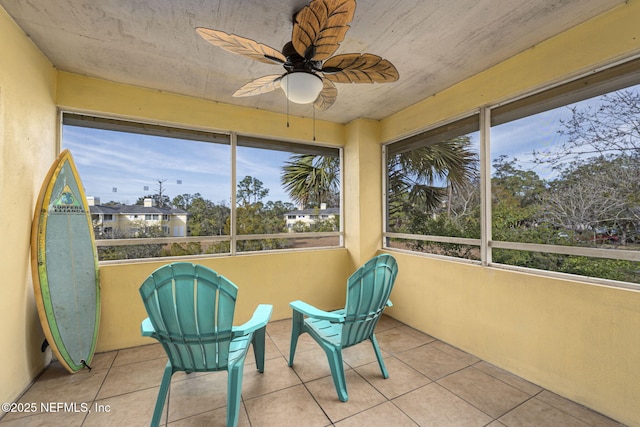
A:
141,317,155,337
233,304,273,336
290,300,345,322
386,299,393,308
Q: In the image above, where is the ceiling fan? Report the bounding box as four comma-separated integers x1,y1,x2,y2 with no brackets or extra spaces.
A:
196,0,399,111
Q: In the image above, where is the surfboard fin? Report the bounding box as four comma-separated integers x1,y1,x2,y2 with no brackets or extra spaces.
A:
41,339,49,352
80,359,92,372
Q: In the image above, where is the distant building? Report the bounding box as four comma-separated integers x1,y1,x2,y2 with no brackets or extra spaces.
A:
87,197,189,238
284,203,339,231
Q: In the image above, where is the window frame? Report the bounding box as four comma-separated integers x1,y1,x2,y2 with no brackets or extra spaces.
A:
383,57,640,289
382,111,482,264
60,112,344,263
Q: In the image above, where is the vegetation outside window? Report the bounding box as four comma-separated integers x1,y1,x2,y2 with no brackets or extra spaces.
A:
383,58,640,287
384,115,481,260
61,114,342,261
234,135,341,252
490,75,640,284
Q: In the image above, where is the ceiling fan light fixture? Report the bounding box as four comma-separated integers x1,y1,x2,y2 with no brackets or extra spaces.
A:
280,72,323,104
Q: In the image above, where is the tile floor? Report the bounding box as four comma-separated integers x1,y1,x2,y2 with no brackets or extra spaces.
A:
0,316,626,426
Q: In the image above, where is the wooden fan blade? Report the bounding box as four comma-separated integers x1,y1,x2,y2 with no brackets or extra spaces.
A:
314,78,338,111
322,53,399,83
196,27,286,65
233,74,283,97
292,0,355,61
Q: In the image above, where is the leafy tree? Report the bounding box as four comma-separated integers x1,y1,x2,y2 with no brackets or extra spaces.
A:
491,155,547,237
281,154,340,209
387,136,477,229
177,194,229,237
543,154,640,244
172,193,201,210
230,177,289,251
237,176,269,206
534,89,640,165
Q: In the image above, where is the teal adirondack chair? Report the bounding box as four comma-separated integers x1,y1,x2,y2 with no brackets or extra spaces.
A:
288,254,398,401
139,262,273,427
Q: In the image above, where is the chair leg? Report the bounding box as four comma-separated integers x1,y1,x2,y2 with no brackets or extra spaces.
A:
324,346,349,402
150,360,173,427
251,328,266,373
289,310,305,366
227,361,246,427
370,333,389,379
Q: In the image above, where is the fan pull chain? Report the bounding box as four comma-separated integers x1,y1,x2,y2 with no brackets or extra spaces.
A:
313,107,316,141
286,78,290,128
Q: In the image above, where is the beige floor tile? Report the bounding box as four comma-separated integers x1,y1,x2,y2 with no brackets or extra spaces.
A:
112,343,166,366
536,391,624,426
4,316,629,427
341,340,390,368
241,356,302,399
376,327,432,354
84,387,160,427
472,362,543,396
265,319,293,338
38,351,116,381
168,403,250,427
245,335,281,364
166,372,229,422
289,346,335,382
499,397,590,427
355,357,431,399
375,315,404,332
88,351,118,371
397,325,436,342
2,369,108,421
393,383,493,427
306,370,386,423
396,343,475,380
335,401,419,427
429,341,480,365
96,357,167,399
244,384,330,427
438,367,531,418
0,410,87,426
274,330,319,360
32,360,72,382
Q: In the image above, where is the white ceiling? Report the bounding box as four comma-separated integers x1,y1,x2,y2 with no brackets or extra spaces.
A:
1,0,625,124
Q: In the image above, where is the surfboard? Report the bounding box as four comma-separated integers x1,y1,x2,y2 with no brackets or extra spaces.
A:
31,149,100,373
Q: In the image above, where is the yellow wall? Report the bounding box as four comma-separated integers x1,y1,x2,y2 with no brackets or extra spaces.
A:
344,118,383,266
56,72,345,145
0,7,57,408
385,253,640,427
97,249,353,351
2,0,640,425
381,2,640,425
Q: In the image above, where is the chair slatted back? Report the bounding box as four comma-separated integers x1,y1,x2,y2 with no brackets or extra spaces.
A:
341,254,398,348
139,262,238,372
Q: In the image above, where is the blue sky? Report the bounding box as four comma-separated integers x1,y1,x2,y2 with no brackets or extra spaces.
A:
491,108,569,180
63,84,636,206
62,112,571,207
63,127,293,205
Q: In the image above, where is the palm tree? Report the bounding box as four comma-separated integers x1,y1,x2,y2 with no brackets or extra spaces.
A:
387,136,478,217
281,138,476,221
281,154,340,209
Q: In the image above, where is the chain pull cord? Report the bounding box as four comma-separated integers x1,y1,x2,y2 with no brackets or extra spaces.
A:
286,78,290,128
